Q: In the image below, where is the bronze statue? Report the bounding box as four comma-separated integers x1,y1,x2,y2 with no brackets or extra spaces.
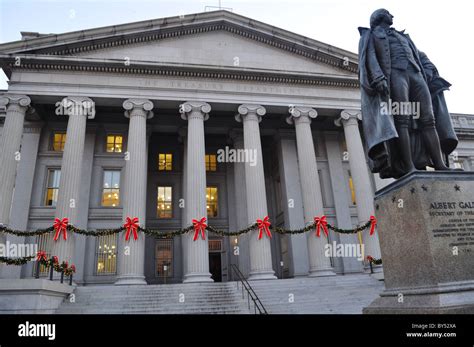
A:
358,9,458,179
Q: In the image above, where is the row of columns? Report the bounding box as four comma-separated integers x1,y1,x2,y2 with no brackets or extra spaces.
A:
0,93,380,283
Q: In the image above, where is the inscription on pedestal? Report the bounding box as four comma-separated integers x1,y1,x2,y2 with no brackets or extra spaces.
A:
429,201,474,253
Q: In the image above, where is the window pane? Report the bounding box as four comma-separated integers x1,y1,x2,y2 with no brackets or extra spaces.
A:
206,186,218,217
96,234,117,275
206,154,217,171
106,135,123,153
45,169,61,206
348,171,356,206
157,186,172,218
52,133,66,151
102,171,120,207
158,153,172,171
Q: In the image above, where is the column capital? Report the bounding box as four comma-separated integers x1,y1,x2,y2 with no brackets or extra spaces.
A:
286,106,317,125
60,96,96,119
0,94,31,112
335,109,362,127
179,101,211,121
235,104,266,123
123,98,154,119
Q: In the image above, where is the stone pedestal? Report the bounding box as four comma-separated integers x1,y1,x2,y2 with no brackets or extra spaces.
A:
364,171,474,314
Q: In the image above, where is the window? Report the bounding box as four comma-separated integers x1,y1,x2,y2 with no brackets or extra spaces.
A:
102,170,120,207
35,234,53,276
155,239,173,278
52,132,66,152
158,153,173,171
206,186,218,217
95,234,117,275
45,169,61,206
157,186,172,218
205,154,217,171
348,170,356,206
106,135,123,153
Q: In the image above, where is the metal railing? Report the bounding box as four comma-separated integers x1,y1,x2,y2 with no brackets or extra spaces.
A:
230,264,267,314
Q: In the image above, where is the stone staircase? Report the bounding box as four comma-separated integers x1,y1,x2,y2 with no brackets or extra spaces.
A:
250,273,384,314
57,282,251,314
57,273,384,314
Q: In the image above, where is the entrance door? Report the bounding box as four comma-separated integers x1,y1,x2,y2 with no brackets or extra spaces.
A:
209,253,222,282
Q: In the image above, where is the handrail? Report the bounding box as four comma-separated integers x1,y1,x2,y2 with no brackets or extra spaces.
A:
230,264,267,314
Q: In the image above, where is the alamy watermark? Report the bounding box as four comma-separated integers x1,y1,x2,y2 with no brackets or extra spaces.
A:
324,241,365,261
217,146,257,166
0,241,37,258
380,99,420,119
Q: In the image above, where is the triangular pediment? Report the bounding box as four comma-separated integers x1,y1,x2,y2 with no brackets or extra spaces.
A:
73,30,353,76
0,10,359,82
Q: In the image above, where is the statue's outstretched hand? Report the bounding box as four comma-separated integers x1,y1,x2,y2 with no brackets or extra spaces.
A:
375,79,389,96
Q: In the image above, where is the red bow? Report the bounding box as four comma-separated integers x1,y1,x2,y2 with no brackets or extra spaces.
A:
124,217,139,241
256,216,272,240
53,218,69,241
369,215,377,235
52,256,59,264
192,217,207,241
36,250,47,262
314,215,328,237
70,264,76,273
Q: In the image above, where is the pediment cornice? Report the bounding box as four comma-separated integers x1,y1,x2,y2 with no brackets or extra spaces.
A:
0,11,358,75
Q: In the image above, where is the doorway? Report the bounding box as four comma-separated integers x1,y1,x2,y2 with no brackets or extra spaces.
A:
209,252,222,282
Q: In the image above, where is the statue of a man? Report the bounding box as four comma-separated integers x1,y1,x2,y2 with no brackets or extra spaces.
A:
358,9,458,179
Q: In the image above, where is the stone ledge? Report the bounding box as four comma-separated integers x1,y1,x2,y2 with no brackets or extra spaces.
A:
0,279,75,314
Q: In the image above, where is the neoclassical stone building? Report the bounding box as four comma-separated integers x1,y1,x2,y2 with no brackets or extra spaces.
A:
0,11,473,286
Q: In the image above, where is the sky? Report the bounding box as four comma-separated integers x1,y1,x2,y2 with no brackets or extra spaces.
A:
0,0,472,113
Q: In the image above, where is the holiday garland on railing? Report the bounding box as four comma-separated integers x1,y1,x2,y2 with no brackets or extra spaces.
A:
0,251,76,276
0,215,377,240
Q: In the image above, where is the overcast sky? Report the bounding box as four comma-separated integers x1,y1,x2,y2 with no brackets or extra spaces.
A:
0,0,472,113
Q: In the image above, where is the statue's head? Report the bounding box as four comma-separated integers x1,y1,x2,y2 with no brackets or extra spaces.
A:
370,8,393,28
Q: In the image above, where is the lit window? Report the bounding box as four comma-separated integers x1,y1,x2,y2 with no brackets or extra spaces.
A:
348,170,356,206
205,154,217,171
45,169,61,206
102,170,120,207
35,234,53,276
155,239,173,278
206,186,218,217
158,153,173,171
95,234,117,275
106,135,123,153
52,132,66,152
157,186,173,218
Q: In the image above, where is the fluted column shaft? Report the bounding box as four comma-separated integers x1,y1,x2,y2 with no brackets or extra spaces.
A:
288,107,335,276
52,97,94,263
115,99,153,285
180,101,212,283
230,130,250,278
336,110,381,263
0,95,31,226
236,104,276,280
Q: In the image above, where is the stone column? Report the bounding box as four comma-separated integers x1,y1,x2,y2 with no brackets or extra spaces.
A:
335,109,381,264
0,95,31,228
229,129,251,278
52,97,95,264
287,107,335,276
180,101,212,283
236,104,276,280
115,99,153,285
1,121,41,279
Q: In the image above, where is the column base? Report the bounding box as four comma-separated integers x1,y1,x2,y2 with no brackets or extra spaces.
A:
114,275,147,286
183,273,213,283
248,270,277,281
308,268,336,277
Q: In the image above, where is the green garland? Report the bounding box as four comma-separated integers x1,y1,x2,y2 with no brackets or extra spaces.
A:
0,217,375,238
366,256,382,265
